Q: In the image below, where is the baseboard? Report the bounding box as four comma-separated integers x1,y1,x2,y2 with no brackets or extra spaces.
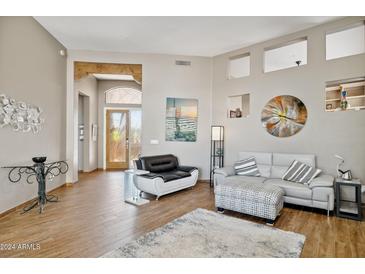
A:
198,179,210,184
81,168,98,173
0,182,69,219
0,206,17,219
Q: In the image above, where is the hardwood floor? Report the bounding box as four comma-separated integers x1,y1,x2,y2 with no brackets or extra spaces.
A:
0,171,364,258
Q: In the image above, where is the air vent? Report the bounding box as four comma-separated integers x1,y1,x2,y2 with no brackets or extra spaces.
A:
175,60,191,66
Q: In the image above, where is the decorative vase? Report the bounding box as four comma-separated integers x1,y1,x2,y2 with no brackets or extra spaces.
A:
340,90,348,110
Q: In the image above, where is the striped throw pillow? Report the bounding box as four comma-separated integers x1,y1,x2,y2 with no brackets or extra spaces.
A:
282,160,321,184
234,157,261,177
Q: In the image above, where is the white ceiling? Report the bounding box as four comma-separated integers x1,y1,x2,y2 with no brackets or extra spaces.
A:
34,16,339,57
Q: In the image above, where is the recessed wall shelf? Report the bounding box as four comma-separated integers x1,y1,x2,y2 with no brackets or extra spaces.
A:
325,77,365,112
227,94,250,118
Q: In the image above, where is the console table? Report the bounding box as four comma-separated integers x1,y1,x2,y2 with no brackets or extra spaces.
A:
2,157,68,214
335,178,363,221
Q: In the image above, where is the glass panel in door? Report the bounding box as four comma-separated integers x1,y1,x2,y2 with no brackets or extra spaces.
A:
129,109,142,166
106,110,129,169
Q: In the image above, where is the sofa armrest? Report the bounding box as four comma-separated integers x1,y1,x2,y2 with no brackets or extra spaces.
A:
178,165,198,173
309,174,334,189
214,166,235,177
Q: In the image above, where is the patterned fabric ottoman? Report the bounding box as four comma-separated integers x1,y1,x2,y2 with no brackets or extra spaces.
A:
215,180,284,222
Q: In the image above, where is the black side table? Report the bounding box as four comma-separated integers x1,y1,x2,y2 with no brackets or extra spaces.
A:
335,178,363,221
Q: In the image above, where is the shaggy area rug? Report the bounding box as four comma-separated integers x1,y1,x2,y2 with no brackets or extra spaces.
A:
102,208,305,258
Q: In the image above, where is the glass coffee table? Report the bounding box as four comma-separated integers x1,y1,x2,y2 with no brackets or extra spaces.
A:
124,169,150,206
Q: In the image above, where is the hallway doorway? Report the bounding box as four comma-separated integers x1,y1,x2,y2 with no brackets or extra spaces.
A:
72,61,142,179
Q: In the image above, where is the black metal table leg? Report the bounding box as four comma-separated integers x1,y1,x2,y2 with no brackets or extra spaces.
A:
21,199,40,214
46,194,59,202
2,158,68,214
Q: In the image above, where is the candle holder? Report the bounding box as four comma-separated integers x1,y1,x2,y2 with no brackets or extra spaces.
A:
2,157,68,214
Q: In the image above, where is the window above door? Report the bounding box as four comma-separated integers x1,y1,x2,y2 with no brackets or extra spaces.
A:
105,87,142,105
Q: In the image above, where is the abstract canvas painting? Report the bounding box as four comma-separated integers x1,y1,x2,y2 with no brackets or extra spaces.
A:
261,95,307,137
166,97,198,142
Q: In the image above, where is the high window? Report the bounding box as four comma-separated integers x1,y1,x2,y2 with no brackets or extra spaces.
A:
326,22,365,60
105,87,142,105
264,38,307,73
228,53,250,79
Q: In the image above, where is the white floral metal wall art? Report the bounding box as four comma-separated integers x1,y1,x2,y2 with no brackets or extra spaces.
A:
0,94,44,133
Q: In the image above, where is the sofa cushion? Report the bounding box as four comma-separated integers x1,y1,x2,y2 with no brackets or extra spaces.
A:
270,165,288,179
140,172,178,182
214,166,235,177
140,154,178,173
257,164,271,178
158,173,181,182
312,187,334,202
273,153,315,167
225,175,266,185
172,170,192,178
234,157,261,177
178,165,198,173
308,174,334,189
141,170,191,182
264,178,312,200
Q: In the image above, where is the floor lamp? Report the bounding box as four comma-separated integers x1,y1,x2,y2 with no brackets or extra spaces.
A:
210,125,224,187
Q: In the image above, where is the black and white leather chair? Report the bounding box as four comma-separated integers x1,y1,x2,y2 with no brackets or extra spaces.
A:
133,154,199,200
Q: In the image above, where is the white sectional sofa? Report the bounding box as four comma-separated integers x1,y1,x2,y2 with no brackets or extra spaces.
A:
214,152,335,215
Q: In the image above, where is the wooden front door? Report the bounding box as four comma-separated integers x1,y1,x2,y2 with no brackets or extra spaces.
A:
106,109,129,169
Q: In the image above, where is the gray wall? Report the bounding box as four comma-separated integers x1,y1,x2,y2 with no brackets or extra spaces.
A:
212,17,365,183
74,75,98,172
67,51,212,181
0,17,67,213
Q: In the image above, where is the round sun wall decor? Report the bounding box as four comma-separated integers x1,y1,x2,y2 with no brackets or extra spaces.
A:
261,95,307,138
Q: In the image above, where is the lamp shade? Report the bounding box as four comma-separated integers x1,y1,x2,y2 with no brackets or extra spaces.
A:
211,126,224,141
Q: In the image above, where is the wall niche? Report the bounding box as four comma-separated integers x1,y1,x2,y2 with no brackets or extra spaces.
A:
325,77,365,112
227,94,250,118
